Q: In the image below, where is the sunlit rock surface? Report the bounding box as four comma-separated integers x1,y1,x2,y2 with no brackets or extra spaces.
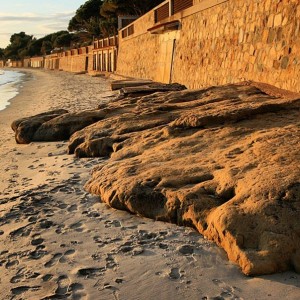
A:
12,82,300,275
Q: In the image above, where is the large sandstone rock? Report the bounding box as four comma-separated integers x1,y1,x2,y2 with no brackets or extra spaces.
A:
11,82,300,275
79,83,300,275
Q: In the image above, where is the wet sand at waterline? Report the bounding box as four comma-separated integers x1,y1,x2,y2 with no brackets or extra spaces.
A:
0,68,299,299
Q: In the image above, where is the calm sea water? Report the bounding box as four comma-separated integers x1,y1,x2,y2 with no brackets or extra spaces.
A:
0,70,26,111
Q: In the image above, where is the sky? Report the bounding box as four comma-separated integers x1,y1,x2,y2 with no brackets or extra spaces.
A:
0,0,85,48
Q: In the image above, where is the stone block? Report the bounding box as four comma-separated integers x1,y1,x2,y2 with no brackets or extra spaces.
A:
281,56,289,69
274,14,283,27
249,45,255,55
267,15,274,27
267,29,276,43
273,60,280,69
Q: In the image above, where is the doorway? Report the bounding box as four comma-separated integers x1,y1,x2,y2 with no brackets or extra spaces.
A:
156,34,176,83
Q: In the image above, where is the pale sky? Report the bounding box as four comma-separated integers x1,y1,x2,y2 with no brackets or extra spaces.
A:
0,0,85,48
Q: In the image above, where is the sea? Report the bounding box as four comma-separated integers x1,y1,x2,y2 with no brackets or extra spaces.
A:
0,69,26,111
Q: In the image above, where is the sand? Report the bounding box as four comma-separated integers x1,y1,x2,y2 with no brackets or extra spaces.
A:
0,68,299,299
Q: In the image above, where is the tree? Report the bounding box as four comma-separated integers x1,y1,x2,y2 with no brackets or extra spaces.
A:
2,31,81,59
68,0,165,39
101,0,165,17
41,40,52,55
0,48,4,59
99,0,165,35
68,0,103,38
3,32,33,59
2,0,166,59
54,32,74,48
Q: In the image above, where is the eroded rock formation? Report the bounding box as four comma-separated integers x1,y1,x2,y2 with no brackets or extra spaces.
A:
12,109,106,143
11,82,300,275
11,109,68,144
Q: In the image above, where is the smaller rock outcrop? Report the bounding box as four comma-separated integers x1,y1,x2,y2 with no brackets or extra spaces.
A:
11,109,106,144
11,109,68,144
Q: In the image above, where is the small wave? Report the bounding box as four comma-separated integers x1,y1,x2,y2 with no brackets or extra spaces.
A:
0,71,26,111
0,80,15,86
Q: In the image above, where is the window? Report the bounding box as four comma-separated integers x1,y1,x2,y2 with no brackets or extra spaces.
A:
172,0,193,15
155,3,170,23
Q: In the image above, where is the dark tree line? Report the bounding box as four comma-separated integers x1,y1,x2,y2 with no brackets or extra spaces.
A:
68,0,164,38
0,31,80,60
1,0,164,60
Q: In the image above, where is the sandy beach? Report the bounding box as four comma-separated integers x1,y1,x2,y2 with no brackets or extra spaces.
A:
0,69,299,300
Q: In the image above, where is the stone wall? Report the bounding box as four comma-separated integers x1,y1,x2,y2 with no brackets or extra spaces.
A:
91,36,118,75
23,59,31,68
44,54,60,70
30,57,44,68
117,0,300,93
58,46,93,73
117,10,159,80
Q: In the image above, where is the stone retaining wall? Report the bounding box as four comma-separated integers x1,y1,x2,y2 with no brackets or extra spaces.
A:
30,57,44,68
57,46,93,73
117,0,300,93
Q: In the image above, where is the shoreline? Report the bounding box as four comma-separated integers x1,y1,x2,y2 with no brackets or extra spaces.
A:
0,68,32,112
0,69,299,299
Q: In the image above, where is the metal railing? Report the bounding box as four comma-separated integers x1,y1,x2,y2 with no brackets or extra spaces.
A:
121,24,135,38
93,36,119,48
154,0,194,23
155,2,170,23
173,0,193,15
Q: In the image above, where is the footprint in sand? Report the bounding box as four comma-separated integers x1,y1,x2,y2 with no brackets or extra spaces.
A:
57,202,68,209
55,224,66,234
67,204,78,212
212,279,241,299
59,186,74,194
9,223,33,238
42,274,53,282
87,210,101,218
39,219,54,229
31,237,44,246
55,275,71,296
5,259,19,269
105,220,121,228
64,249,76,256
177,244,194,255
56,143,65,149
10,269,40,283
68,282,85,300
70,221,85,232
29,246,48,260
44,253,63,268
168,267,183,280
11,285,41,296
59,249,76,263
77,267,105,278
10,274,24,284
106,253,118,269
